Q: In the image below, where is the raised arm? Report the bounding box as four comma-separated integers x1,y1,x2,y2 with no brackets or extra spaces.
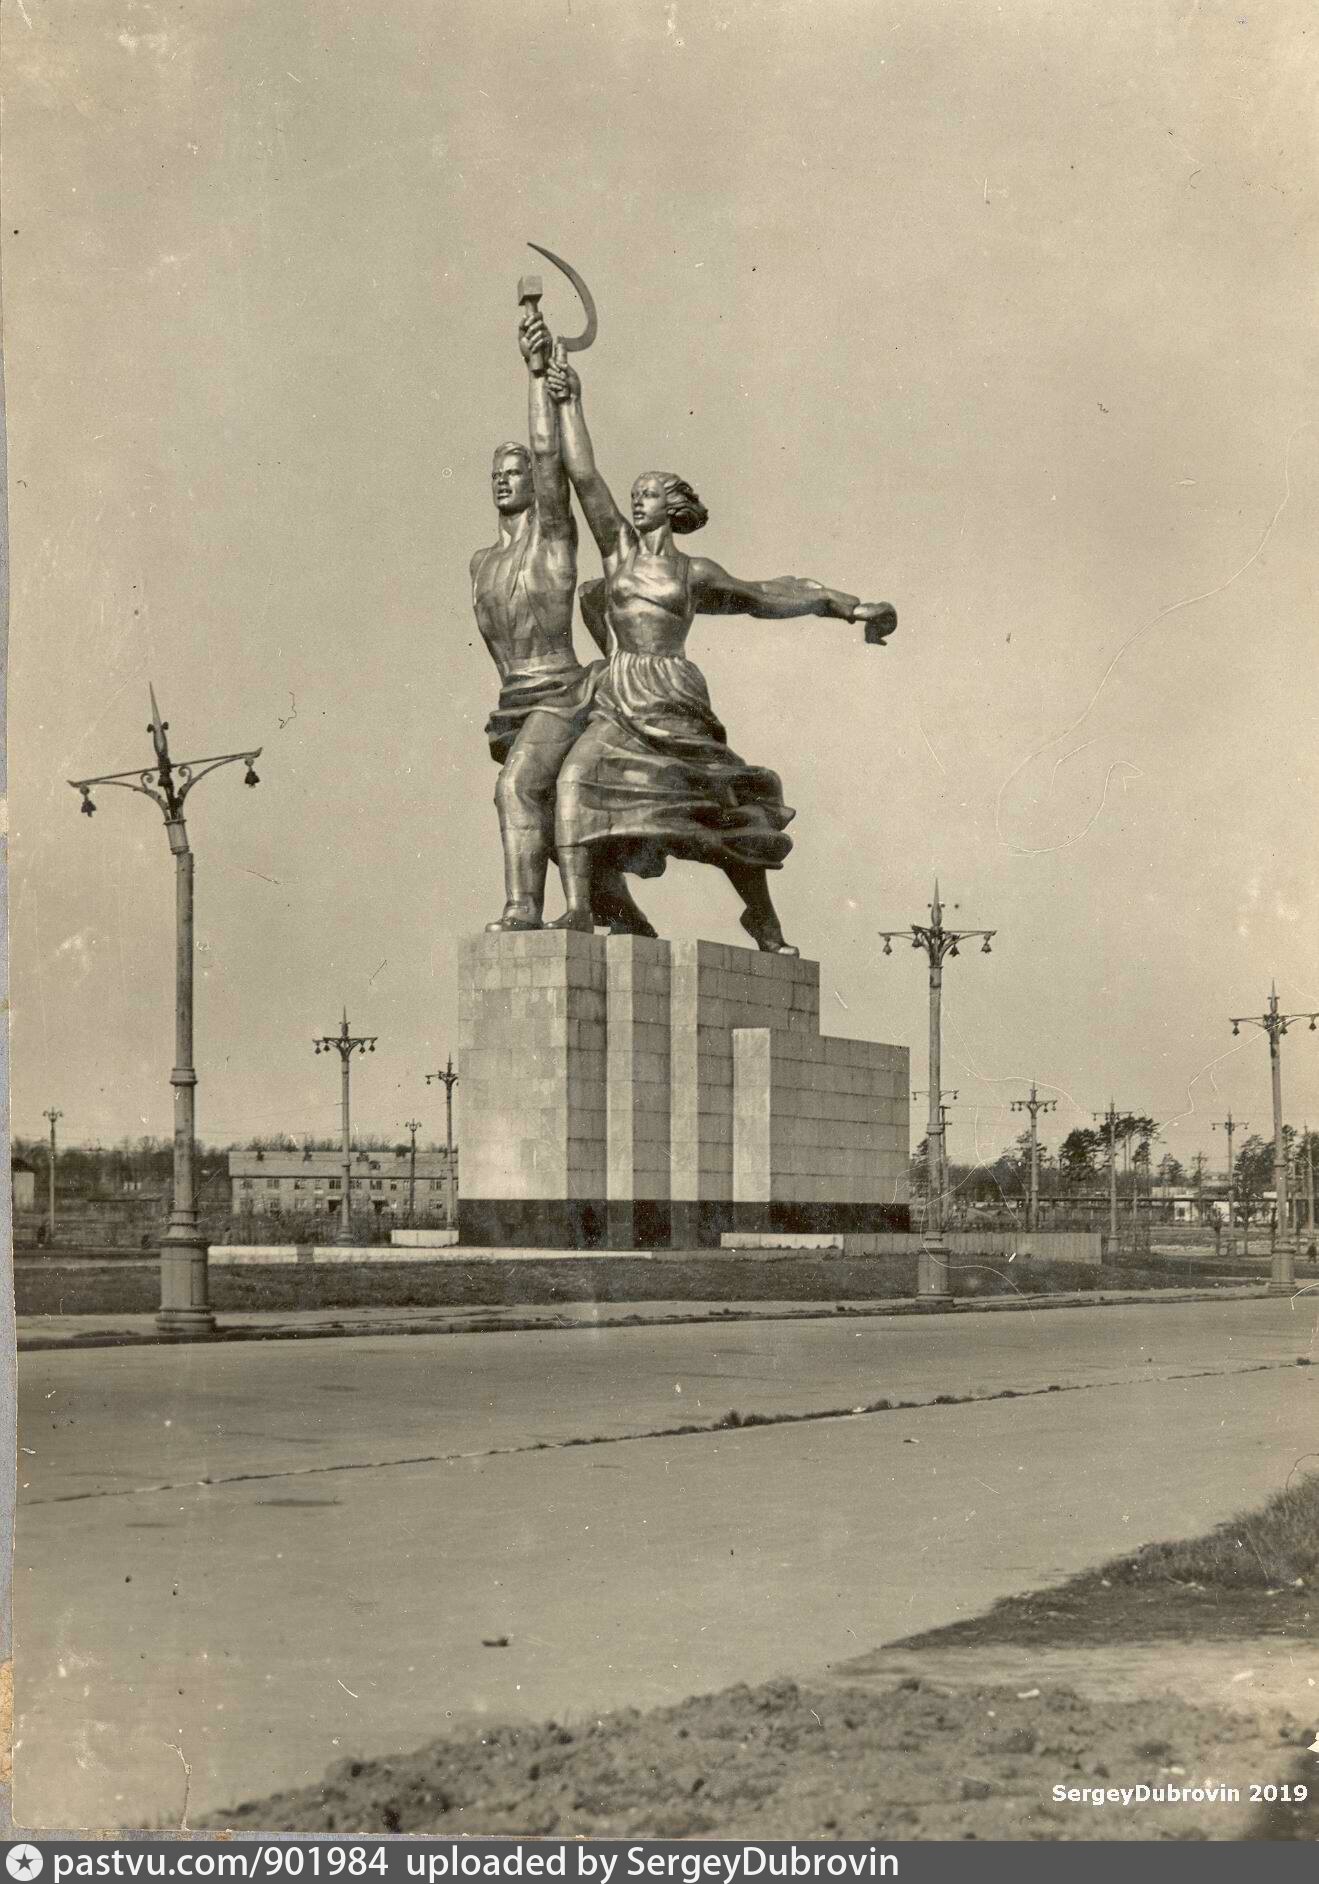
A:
520,313,572,541
545,351,630,562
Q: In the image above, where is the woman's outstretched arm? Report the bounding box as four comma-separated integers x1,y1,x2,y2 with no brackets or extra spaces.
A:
546,351,629,561
687,558,894,628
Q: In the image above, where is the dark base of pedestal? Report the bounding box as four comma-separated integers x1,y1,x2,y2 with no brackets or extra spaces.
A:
458,1199,911,1251
154,1310,218,1339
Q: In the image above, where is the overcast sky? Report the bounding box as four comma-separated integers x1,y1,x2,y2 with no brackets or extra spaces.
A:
6,0,1316,1173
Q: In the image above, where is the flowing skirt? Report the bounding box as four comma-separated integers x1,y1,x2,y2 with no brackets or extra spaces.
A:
554,651,794,877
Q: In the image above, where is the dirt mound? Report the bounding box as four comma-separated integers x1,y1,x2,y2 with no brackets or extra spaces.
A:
205,1674,1304,1841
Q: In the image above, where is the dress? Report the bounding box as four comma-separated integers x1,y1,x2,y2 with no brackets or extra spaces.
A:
554,648,795,878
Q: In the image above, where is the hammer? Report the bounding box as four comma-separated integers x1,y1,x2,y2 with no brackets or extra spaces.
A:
861,603,898,648
518,272,549,374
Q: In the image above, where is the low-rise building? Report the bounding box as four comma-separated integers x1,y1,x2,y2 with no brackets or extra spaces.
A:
1149,1182,1225,1224
1147,1180,1281,1225
228,1147,457,1224
12,1158,36,1212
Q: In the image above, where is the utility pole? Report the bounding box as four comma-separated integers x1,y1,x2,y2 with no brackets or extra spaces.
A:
403,1118,423,1222
42,1108,62,1248
879,883,995,1300
426,1057,460,1228
69,688,261,1336
314,1013,377,1245
1230,986,1319,1295
1010,1083,1057,1239
1305,1125,1316,1248
1093,1101,1137,1248
1211,1113,1245,1255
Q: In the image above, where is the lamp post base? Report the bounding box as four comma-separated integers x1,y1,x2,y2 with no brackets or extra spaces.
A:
1267,1240,1296,1296
917,1241,954,1303
156,1307,219,1337
157,1236,217,1338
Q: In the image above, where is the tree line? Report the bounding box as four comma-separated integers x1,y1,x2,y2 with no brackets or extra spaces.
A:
910,1122,1319,1221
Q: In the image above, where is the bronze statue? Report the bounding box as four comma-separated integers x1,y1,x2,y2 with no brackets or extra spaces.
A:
538,341,896,954
469,273,654,935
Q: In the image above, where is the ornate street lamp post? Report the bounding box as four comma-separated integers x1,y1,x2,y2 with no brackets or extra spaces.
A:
1092,1101,1136,1249
1211,1111,1246,1258
1010,1082,1057,1240
403,1118,423,1222
913,1090,957,1227
427,1057,460,1228
314,1014,377,1246
878,884,995,1301
1133,1121,1159,1250
1230,986,1318,1296
69,689,261,1336
42,1107,62,1249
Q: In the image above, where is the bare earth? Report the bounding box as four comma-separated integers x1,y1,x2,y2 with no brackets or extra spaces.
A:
204,1672,1305,1842
208,1577,1316,1841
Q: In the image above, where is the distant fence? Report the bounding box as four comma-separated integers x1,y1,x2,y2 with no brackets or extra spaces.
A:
14,1205,442,1252
722,1230,1103,1267
214,1210,453,1246
1146,1225,1305,1255
14,1207,171,1251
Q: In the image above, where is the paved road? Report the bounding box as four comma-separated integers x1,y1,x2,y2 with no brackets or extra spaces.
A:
15,1296,1318,1830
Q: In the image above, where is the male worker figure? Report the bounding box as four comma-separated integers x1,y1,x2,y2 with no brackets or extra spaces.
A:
469,306,653,935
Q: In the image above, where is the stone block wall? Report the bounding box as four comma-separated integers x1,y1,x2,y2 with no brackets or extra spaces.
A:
605,935,673,1248
458,929,909,1249
731,1029,908,1217
669,940,830,1244
458,929,609,1245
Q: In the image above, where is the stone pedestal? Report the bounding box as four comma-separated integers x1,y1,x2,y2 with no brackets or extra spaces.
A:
457,930,909,1249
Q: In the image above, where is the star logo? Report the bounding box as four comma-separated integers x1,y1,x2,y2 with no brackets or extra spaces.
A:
6,1849,43,1881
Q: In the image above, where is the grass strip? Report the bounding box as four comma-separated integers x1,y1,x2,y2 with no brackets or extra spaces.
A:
15,1252,1251,1319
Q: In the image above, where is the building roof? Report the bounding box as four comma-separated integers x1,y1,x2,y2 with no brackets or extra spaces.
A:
228,1147,454,1178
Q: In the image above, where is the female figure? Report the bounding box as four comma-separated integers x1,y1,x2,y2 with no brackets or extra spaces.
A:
544,346,893,953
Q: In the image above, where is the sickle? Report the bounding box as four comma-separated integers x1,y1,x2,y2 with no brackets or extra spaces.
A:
526,242,598,353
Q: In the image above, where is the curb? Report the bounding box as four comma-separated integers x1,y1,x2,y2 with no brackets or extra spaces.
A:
17,1284,1271,1352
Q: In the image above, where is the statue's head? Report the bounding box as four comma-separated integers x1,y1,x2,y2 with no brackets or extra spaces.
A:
491,443,534,516
632,472,708,536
